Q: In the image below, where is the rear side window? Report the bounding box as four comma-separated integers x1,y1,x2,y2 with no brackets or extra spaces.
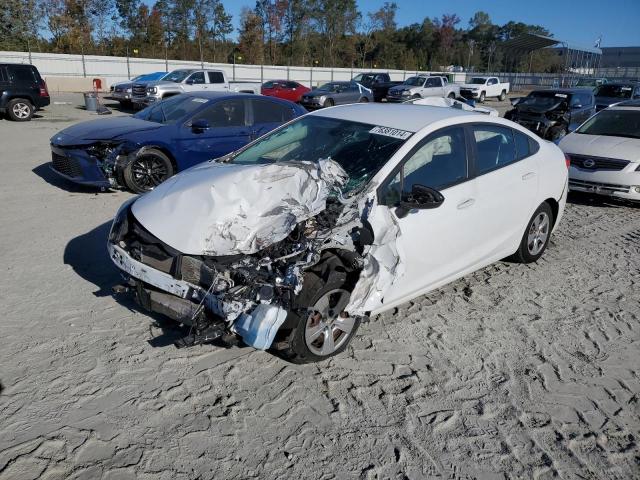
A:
208,71,225,84
578,92,593,106
472,125,516,174
0,67,6,82
286,82,298,89
513,130,532,159
8,65,37,84
251,99,294,124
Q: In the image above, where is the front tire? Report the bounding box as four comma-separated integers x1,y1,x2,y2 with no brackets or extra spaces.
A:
7,98,34,121
323,98,334,108
276,272,361,364
511,202,553,263
548,126,567,141
122,148,174,193
359,96,369,103
479,91,486,103
448,92,456,99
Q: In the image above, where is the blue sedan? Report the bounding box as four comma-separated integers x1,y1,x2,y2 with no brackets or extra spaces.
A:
50,92,307,192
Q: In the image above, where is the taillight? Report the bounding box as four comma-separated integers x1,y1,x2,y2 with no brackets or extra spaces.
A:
564,154,571,169
39,80,49,97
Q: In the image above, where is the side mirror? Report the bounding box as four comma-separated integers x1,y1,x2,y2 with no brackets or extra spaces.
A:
191,119,209,131
186,79,194,85
395,184,444,218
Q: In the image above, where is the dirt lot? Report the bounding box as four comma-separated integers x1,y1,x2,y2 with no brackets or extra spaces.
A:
0,95,639,480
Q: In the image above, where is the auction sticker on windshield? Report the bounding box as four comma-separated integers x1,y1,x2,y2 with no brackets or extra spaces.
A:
370,126,412,140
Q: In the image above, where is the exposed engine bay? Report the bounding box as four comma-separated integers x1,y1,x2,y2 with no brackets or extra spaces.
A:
108,158,403,350
504,96,570,141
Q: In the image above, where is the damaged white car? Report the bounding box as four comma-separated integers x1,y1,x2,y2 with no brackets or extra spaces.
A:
108,104,568,363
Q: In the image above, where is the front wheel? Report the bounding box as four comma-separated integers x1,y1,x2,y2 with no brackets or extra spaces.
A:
323,98,335,108
511,202,553,263
448,92,456,99
359,96,369,103
122,148,174,193
275,272,361,364
7,98,34,121
479,91,486,103
548,126,567,141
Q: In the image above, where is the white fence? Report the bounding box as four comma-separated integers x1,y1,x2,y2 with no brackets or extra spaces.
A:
0,50,468,88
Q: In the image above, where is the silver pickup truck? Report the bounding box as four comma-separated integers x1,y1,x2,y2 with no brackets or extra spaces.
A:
132,69,262,106
386,75,460,102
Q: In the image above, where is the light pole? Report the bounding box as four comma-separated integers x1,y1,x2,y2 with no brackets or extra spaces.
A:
233,53,243,81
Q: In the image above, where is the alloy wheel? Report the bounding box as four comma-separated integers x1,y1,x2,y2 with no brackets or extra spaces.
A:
12,102,31,119
129,155,169,191
527,212,550,255
304,289,354,356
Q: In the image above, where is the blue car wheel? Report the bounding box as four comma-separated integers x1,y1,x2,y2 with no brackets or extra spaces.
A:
123,148,174,193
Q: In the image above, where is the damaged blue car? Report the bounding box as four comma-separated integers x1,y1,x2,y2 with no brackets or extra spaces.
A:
50,92,306,193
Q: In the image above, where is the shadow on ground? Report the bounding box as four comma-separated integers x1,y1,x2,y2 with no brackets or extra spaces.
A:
567,191,640,209
32,162,110,193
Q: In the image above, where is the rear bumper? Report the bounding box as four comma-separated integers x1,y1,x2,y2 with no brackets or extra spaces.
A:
569,167,640,200
49,145,111,189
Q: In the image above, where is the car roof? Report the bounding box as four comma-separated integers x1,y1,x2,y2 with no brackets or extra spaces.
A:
309,103,476,132
531,88,590,94
609,99,640,108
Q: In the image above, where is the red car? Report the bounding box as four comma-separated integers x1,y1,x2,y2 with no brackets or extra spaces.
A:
261,80,310,103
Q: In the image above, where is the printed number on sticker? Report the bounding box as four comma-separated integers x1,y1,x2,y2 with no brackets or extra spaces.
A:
370,126,412,140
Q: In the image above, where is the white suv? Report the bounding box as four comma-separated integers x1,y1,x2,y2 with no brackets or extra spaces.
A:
559,100,640,201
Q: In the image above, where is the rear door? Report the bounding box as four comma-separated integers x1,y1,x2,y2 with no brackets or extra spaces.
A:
207,71,228,92
376,126,481,306
176,98,252,169
7,64,39,100
248,98,296,139
469,124,539,260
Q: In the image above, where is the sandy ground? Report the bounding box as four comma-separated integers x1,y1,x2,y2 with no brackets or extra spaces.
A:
0,95,639,480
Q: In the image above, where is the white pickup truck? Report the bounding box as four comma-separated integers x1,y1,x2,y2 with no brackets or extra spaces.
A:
386,75,460,102
131,69,262,106
459,76,510,102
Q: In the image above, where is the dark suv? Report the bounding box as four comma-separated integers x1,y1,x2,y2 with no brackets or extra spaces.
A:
0,63,50,121
505,88,595,141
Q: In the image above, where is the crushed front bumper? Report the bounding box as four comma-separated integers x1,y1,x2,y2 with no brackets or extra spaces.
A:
50,144,111,189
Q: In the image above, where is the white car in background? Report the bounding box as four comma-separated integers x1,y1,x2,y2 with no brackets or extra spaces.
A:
559,100,640,201
108,104,568,363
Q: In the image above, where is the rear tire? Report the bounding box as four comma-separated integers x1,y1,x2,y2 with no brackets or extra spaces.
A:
499,90,506,101
7,98,33,121
122,148,174,194
275,271,361,364
510,202,553,263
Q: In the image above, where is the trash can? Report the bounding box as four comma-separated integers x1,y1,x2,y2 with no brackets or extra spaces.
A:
84,92,98,111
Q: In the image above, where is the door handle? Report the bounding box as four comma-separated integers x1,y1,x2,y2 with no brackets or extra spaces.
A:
522,172,536,181
457,198,475,209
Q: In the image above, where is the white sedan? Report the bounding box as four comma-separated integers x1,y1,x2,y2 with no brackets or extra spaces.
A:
559,100,640,201
108,103,568,363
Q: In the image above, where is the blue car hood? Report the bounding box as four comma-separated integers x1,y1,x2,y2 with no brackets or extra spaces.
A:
595,96,628,107
51,117,163,145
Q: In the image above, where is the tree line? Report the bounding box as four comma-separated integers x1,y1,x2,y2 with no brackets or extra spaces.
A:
1,0,563,72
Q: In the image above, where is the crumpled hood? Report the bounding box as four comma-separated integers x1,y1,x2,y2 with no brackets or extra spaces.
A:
514,100,564,114
560,133,640,162
131,159,349,256
389,86,416,94
51,117,163,145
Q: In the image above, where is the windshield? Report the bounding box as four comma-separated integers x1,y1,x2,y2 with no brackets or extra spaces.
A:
469,78,486,84
133,95,206,124
595,85,634,99
404,76,424,86
163,70,191,83
520,91,569,109
231,116,410,193
576,110,640,139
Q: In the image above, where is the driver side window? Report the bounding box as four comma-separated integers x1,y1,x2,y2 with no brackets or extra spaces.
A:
187,72,205,84
379,127,468,205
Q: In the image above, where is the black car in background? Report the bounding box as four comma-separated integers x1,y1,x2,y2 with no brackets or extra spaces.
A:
505,88,595,141
351,72,403,102
0,63,50,121
594,82,640,111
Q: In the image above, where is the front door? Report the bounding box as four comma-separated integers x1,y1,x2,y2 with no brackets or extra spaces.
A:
176,98,252,169
183,71,206,91
376,126,480,308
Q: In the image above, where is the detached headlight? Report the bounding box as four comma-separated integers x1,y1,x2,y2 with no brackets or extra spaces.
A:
147,86,157,94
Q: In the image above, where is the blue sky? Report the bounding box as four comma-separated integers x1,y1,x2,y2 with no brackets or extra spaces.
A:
147,0,640,47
